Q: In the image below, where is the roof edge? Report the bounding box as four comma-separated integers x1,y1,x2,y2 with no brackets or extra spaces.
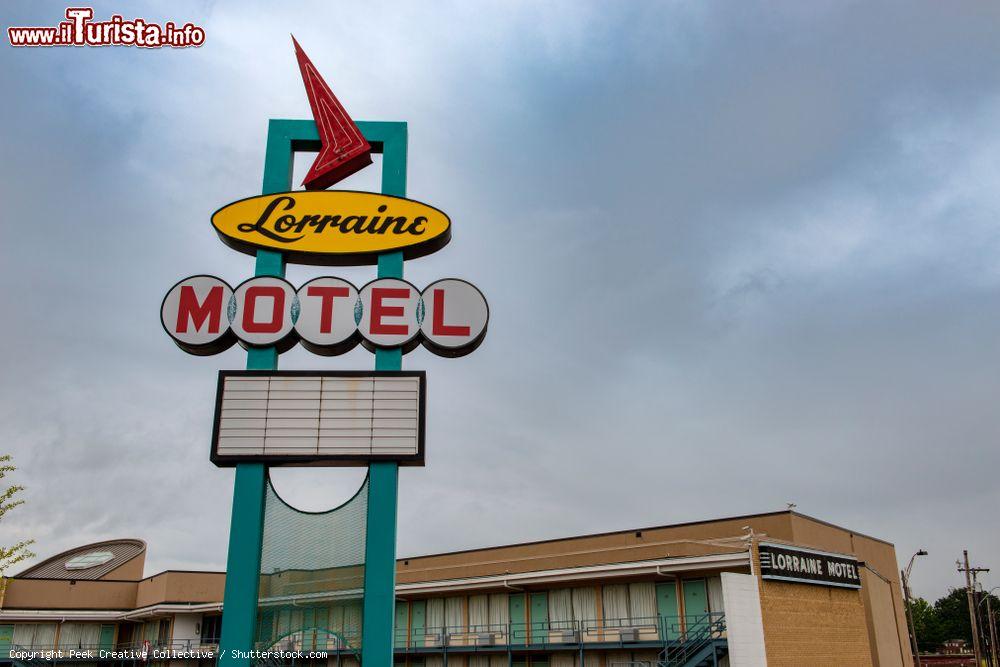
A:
788,510,895,547
398,510,795,562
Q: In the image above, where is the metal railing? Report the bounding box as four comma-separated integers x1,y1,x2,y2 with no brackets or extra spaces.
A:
256,627,360,654
1,615,726,663
392,613,726,651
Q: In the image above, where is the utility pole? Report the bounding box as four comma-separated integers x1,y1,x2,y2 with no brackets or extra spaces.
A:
959,551,989,666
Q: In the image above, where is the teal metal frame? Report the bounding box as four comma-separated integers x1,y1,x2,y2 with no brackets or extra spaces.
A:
217,118,408,667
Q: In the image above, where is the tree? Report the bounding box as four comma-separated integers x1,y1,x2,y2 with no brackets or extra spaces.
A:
909,596,944,653
908,587,1000,654
0,454,35,576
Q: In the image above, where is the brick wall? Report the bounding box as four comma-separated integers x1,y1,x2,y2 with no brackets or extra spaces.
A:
755,544,875,667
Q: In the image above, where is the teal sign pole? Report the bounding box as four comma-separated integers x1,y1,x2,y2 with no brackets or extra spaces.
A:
364,119,408,667
217,119,407,667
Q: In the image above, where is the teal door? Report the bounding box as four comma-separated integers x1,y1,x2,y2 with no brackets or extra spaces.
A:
260,610,276,646
656,583,680,640
410,600,426,648
529,592,548,644
0,625,13,654
682,580,708,635
99,625,115,651
394,602,409,646
509,594,526,645
302,609,315,650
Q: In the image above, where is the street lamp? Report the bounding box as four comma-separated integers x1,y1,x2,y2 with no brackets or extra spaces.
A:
902,550,928,667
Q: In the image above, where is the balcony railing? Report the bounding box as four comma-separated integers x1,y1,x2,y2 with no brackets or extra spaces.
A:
257,628,360,653
255,614,724,653
393,613,726,651
2,614,725,660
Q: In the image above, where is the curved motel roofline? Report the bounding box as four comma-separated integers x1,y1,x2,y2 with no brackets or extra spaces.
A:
16,538,146,582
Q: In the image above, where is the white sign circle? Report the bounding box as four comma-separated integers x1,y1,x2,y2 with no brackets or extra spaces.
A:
160,275,235,355
294,277,360,354
231,276,297,347
419,279,489,356
357,278,421,349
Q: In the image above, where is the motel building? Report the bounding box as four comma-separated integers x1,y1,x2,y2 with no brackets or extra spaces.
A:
0,510,912,667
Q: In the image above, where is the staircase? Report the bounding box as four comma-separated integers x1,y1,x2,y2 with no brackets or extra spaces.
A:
658,615,727,667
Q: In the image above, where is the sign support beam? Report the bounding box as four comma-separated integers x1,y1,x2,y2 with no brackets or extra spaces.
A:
365,120,407,667
217,119,408,667
218,121,291,667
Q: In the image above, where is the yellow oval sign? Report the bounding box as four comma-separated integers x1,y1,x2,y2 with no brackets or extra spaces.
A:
211,190,451,265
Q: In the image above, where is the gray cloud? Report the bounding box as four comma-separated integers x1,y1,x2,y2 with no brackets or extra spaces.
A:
1,0,999,601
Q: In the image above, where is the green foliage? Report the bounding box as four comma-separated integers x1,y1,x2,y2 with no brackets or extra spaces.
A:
0,454,35,574
909,587,1000,653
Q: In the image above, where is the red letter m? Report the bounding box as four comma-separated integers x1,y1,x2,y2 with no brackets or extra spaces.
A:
176,285,225,333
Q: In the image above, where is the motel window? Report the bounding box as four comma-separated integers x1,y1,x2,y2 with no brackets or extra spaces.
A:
628,583,657,622
602,585,630,624
445,597,463,632
468,594,489,629
706,576,724,615
12,623,57,649
345,600,363,637
427,598,445,634
57,623,102,649
544,586,598,631
549,589,573,626
116,623,134,647
201,615,222,644
546,587,599,628
157,619,171,646
469,593,510,632
488,594,509,630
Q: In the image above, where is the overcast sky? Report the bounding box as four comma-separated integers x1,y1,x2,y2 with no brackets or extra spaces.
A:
2,1,999,602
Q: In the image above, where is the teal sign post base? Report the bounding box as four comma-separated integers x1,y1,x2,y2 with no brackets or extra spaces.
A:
217,119,408,667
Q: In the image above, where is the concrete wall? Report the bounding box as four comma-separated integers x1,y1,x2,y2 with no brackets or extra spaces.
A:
2,579,137,610
134,572,225,608
170,613,200,647
721,572,767,666
101,553,146,582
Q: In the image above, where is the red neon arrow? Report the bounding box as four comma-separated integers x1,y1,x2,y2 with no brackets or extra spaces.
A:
292,36,372,190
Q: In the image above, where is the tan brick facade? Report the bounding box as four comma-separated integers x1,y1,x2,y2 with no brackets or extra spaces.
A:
760,578,874,667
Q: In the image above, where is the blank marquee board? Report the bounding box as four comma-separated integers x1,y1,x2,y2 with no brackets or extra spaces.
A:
211,370,425,466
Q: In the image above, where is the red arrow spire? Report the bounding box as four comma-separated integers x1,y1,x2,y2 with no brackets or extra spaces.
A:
292,36,372,190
